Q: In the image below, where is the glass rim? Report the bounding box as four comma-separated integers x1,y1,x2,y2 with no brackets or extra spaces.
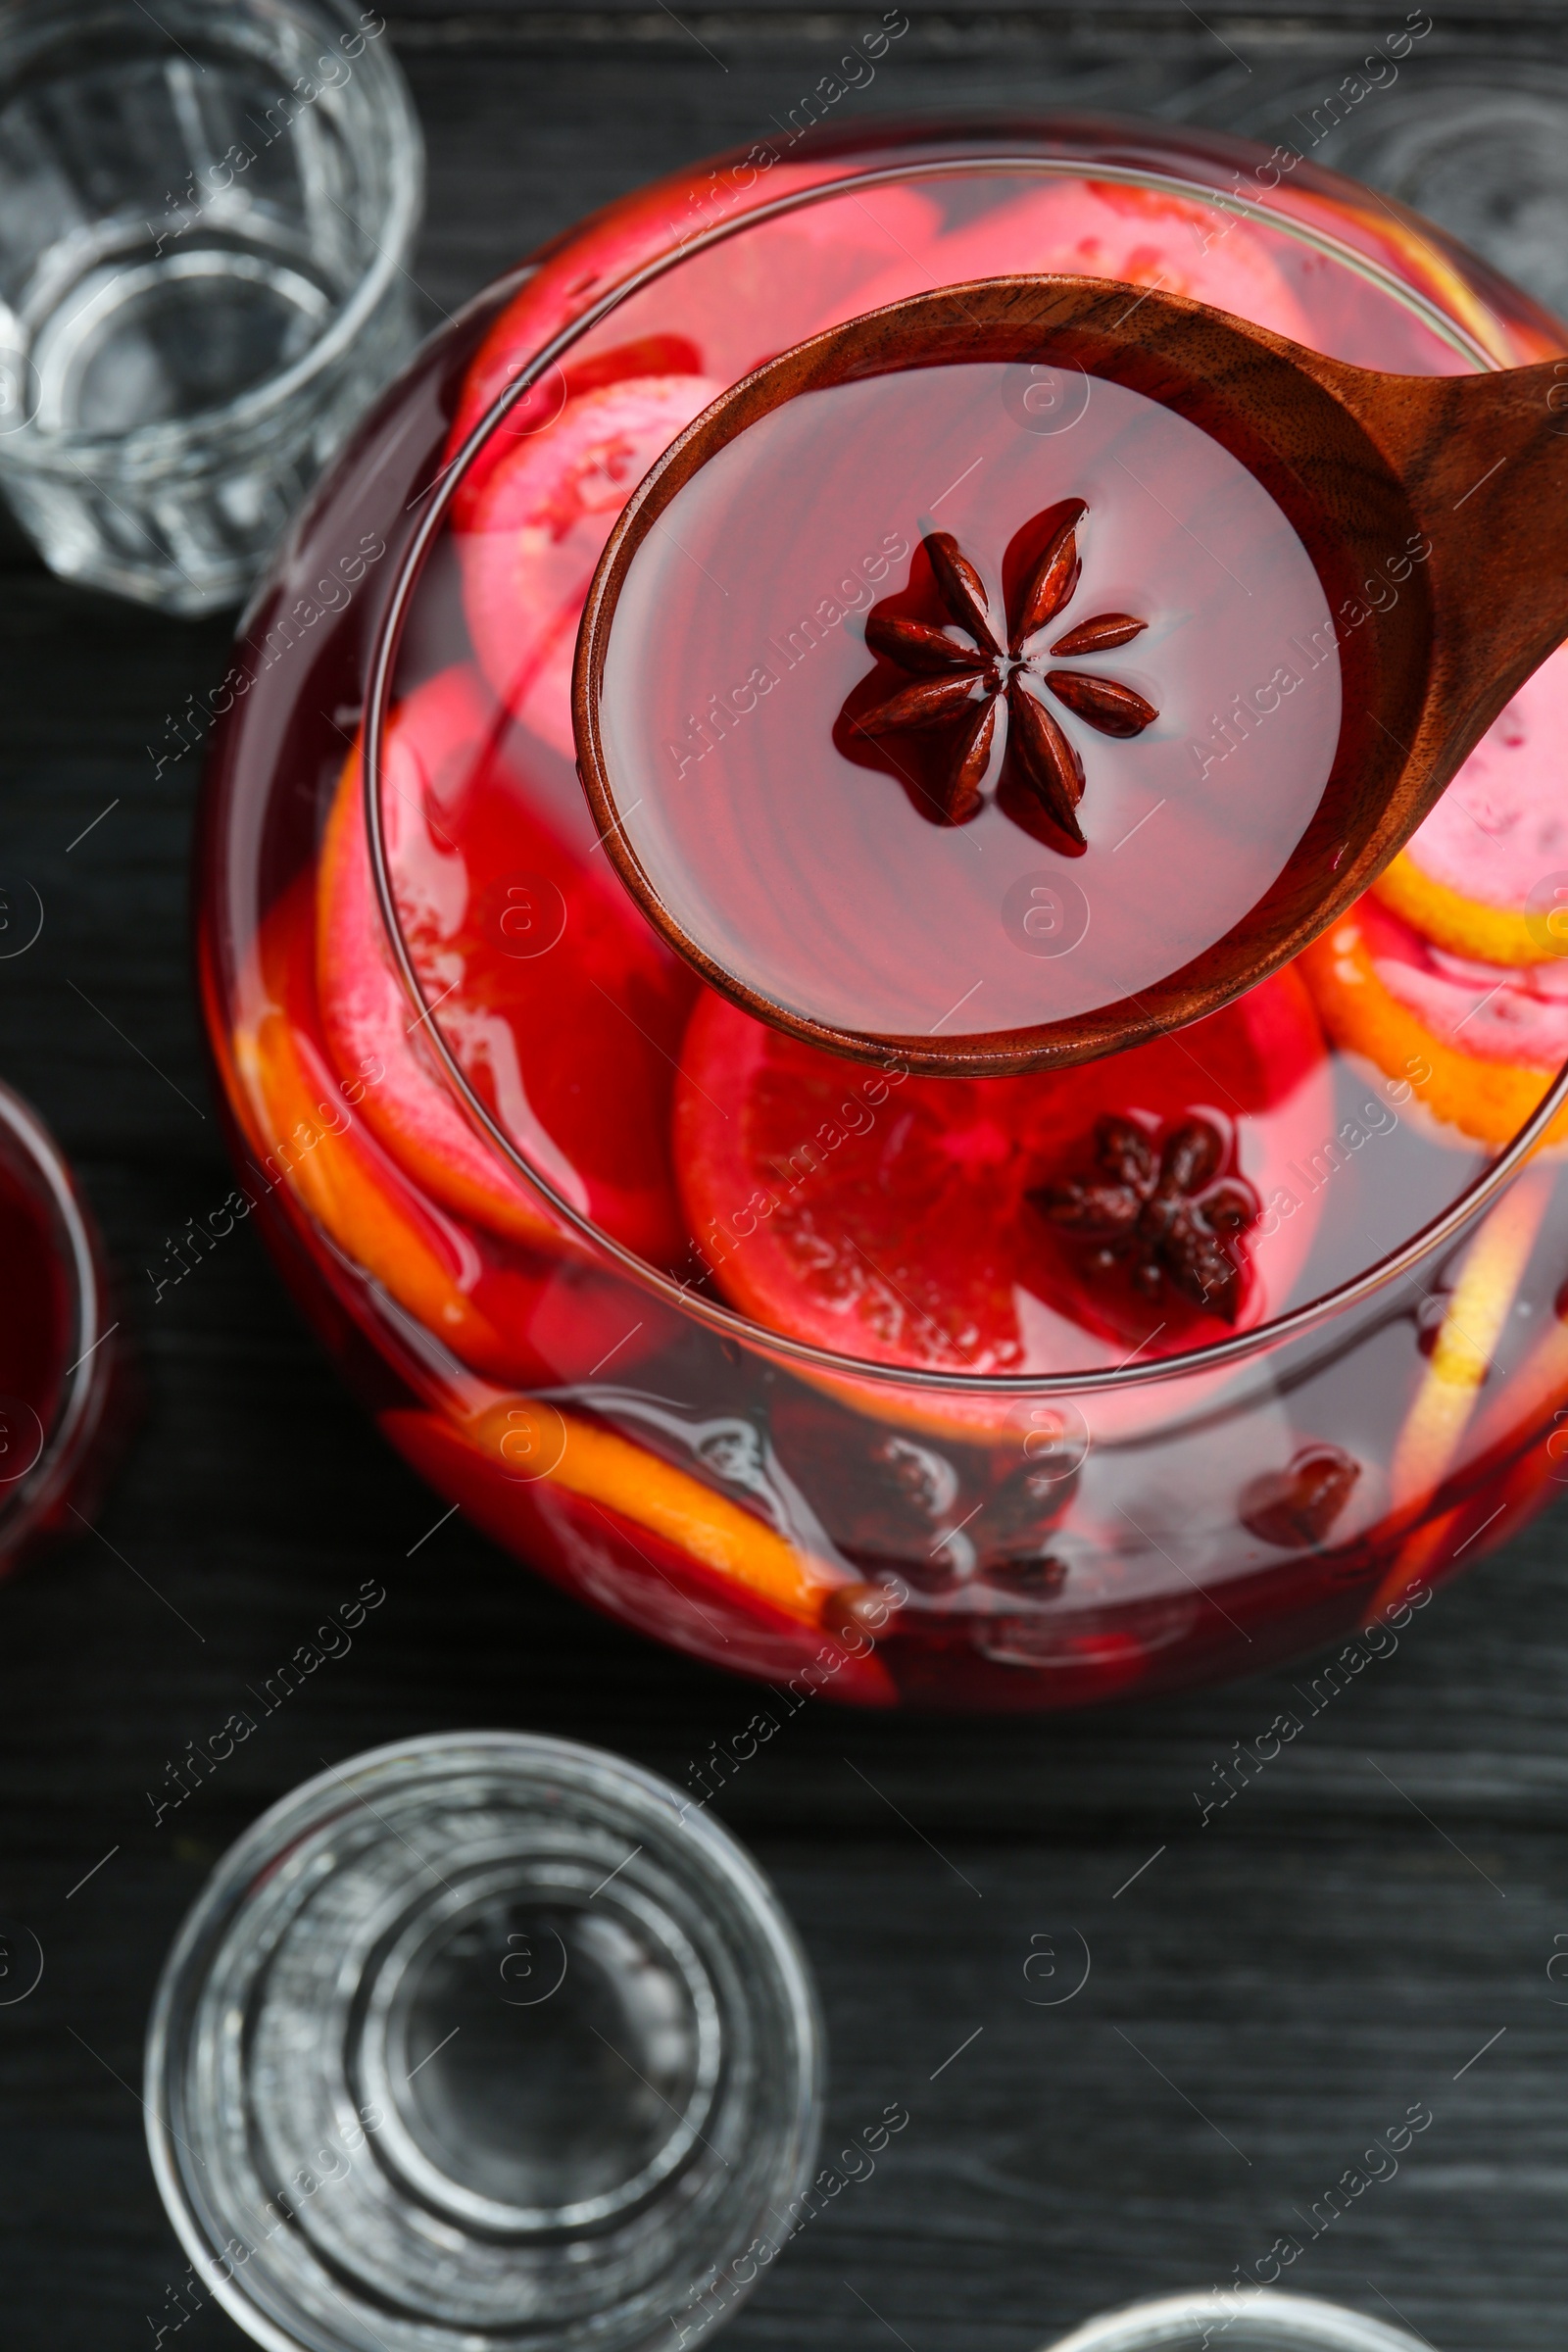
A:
363,135,1568,1401
0,0,423,467
0,1076,111,1538
1042,2287,1428,2352
143,1730,824,2352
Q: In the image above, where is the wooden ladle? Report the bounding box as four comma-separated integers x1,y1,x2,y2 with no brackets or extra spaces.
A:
576,275,1568,1075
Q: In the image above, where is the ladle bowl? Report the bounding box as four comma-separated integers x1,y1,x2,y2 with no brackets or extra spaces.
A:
576,273,1568,1074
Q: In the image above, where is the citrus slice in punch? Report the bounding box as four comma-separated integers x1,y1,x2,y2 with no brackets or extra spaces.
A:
449,185,944,704
236,875,546,1386
318,662,696,1266
381,1402,896,1699
836,173,1313,350
1372,644,1568,966
252,878,677,1390
673,972,1333,1432
1300,896,1568,1150
457,373,724,760
445,173,944,526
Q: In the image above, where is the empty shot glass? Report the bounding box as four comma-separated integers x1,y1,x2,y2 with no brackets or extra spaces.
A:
1217,57,1568,323
0,0,422,612
145,1734,823,2352
1043,2289,1431,2352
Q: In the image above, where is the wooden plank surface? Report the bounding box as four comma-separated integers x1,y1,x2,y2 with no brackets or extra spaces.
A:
3,10,1568,2349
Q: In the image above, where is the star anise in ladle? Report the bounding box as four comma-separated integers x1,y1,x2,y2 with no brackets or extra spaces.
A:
851,501,1157,846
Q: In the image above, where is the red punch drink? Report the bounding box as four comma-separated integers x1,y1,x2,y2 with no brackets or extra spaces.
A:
198,120,1568,1708
0,1080,118,1571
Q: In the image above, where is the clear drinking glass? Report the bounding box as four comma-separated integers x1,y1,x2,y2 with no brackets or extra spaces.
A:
145,1734,823,2352
1218,57,1568,322
1044,2291,1428,2352
0,0,422,612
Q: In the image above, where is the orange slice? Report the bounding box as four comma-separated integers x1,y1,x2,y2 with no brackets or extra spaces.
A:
236,875,526,1381
467,1396,842,1621
1299,898,1568,1148
446,176,945,525
380,1400,898,1700
242,874,671,1392
456,375,723,761
1389,1165,1553,1511
1371,646,1568,966
672,975,1332,1443
317,663,695,1267
839,174,1313,348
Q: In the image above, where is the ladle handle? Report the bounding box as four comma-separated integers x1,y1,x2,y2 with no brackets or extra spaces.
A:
1325,354,1568,757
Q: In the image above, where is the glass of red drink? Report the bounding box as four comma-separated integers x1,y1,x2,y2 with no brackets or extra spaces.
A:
196,117,1568,1711
0,1077,118,1570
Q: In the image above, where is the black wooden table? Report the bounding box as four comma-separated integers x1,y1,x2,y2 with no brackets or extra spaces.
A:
6,9,1568,2348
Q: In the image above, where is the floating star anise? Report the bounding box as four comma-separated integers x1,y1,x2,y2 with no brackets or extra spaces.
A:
848,499,1157,849
1033,1114,1258,1323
